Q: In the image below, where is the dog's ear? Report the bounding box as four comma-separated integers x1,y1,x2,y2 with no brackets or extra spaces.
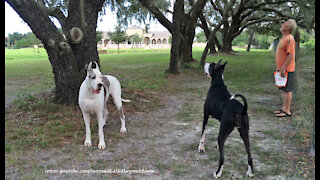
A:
87,61,93,71
92,61,100,71
91,61,96,69
87,61,95,76
222,61,227,68
214,59,222,70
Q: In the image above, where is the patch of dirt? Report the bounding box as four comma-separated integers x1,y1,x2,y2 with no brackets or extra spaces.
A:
5,71,314,179
5,79,31,108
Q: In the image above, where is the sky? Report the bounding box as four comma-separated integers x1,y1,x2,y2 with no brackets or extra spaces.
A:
5,1,169,37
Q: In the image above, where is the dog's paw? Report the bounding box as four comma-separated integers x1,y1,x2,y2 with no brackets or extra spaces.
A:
120,127,127,133
213,172,219,179
213,166,223,178
246,165,254,177
98,141,106,150
84,140,92,147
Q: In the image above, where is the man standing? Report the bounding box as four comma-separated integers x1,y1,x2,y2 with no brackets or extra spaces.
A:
274,19,297,117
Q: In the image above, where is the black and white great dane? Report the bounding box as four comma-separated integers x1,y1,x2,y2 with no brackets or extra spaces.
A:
199,60,254,178
78,61,130,150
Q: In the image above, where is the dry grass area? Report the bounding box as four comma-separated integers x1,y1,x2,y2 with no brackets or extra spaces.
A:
5,49,314,179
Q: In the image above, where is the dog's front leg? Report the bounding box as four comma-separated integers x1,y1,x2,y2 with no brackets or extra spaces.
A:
198,134,206,152
198,112,209,152
82,112,92,147
97,113,106,150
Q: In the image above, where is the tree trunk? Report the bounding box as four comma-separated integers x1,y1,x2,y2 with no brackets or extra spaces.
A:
168,0,184,74
169,35,181,74
47,47,82,104
208,41,217,54
200,43,210,67
221,35,234,52
213,36,222,51
181,26,196,64
199,13,216,54
247,31,254,51
139,0,208,74
294,29,300,63
199,19,225,67
7,0,104,104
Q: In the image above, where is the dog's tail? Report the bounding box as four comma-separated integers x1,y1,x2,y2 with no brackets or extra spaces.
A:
232,94,247,115
121,98,131,103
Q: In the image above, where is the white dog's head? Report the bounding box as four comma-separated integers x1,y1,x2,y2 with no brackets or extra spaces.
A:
87,61,104,94
204,60,227,80
204,63,211,78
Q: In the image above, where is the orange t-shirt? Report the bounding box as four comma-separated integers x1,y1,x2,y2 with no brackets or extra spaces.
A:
275,34,296,72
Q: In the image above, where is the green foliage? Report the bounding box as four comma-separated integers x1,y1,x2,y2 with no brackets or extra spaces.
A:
7,32,41,49
232,32,248,46
258,35,273,49
105,0,171,27
24,33,41,45
8,32,24,46
237,42,247,48
301,38,315,54
252,34,274,49
129,34,143,44
107,24,128,53
195,31,206,43
107,25,128,44
15,38,30,49
96,31,103,43
299,29,315,55
232,30,274,49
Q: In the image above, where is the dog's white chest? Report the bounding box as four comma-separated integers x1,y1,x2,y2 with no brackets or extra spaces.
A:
80,96,104,114
79,82,104,115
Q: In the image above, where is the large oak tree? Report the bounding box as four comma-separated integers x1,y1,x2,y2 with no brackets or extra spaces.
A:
138,0,208,74
6,0,106,104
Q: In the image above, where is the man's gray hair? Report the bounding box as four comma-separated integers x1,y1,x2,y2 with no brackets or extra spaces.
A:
287,19,297,35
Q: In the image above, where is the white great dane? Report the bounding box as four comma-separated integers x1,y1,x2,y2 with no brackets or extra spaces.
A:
78,61,130,149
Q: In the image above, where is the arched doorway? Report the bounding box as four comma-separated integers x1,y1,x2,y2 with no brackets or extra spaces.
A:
144,37,150,45
152,39,156,44
163,38,167,44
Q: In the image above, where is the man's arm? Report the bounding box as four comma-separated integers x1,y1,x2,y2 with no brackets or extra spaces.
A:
280,53,293,77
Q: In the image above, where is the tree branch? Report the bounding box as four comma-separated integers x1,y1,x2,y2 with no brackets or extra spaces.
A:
188,0,209,20
138,0,173,33
199,13,211,38
233,17,286,38
6,0,64,47
48,7,67,26
242,0,289,12
35,0,66,27
210,0,223,16
240,0,290,21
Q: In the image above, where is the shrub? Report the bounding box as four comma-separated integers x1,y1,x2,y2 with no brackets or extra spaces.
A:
301,38,315,54
237,42,247,48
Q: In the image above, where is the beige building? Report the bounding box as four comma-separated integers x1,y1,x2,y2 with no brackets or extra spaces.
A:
98,25,171,49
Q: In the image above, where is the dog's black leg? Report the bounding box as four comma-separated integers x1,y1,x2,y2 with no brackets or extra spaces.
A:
198,105,209,152
214,123,234,178
238,120,254,177
201,114,209,137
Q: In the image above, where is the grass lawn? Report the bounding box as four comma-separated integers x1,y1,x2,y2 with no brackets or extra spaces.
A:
5,47,314,179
